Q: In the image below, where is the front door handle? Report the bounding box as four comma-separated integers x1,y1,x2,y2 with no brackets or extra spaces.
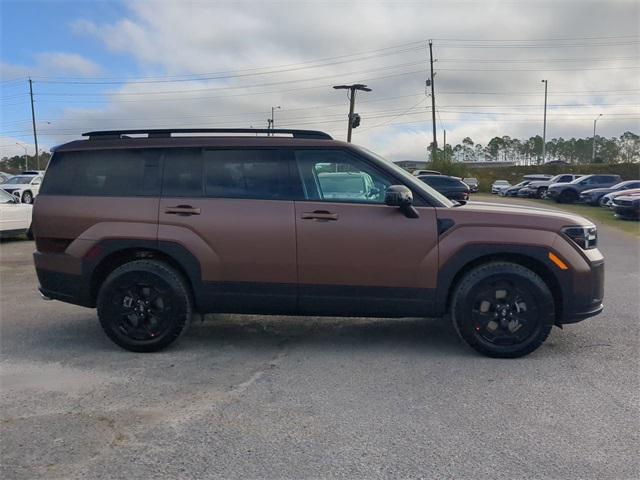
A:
301,210,339,221
165,205,201,216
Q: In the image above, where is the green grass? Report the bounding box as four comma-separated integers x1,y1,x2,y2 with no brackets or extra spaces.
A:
473,193,640,238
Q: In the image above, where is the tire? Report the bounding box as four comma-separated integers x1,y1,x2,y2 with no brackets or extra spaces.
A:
557,189,577,204
97,260,192,352
26,226,34,240
536,187,547,199
451,262,555,358
22,191,33,204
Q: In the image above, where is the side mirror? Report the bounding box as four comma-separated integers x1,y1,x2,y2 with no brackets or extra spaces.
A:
385,185,419,218
12,192,21,203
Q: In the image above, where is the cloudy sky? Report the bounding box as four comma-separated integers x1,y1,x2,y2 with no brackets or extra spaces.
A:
1,0,638,160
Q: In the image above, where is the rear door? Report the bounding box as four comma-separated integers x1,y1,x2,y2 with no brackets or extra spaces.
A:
293,148,439,317
158,148,300,314
34,149,161,246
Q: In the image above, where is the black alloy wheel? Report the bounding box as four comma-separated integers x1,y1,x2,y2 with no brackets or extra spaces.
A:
97,260,192,352
451,262,555,358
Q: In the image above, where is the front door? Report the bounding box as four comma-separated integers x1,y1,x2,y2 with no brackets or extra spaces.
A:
158,148,300,314
293,149,439,317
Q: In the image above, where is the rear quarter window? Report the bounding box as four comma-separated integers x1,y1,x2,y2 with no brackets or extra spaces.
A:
41,149,161,196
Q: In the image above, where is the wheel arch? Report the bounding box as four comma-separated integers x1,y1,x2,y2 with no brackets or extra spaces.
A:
437,246,564,323
85,240,203,309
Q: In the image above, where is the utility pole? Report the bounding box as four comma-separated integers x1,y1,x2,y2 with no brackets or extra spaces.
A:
28,78,39,170
333,84,371,142
592,113,603,163
443,129,446,161
541,79,548,164
429,40,437,156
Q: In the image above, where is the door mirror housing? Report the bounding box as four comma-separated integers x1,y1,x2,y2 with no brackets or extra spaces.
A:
385,185,419,218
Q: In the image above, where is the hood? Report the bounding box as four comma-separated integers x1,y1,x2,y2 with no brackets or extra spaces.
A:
581,187,612,195
607,188,640,199
547,182,572,190
526,180,552,188
443,201,594,232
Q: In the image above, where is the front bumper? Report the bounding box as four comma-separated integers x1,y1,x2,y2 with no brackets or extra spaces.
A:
559,256,605,324
546,189,561,200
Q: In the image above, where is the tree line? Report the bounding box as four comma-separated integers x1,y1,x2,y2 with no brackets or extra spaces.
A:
433,131,639,165
0,152,51,173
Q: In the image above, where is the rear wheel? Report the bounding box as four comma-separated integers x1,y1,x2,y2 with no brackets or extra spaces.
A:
97,260,192,352
451,262,555,358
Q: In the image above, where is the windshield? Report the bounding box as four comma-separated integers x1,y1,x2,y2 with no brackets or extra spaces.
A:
4,175,34,185
0,189,15,203
352,146,454,207
494,180,509,185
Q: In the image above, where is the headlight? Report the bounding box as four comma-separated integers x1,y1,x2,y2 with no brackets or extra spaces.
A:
562,225,597,250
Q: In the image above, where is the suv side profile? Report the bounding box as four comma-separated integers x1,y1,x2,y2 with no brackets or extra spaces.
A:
33,129,605,358
518,174,581,199
546,174,622,204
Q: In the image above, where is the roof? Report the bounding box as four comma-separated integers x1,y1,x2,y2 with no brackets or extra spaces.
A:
52,128,348,152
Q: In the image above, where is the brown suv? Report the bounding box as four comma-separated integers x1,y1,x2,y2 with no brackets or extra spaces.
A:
32,129,604,357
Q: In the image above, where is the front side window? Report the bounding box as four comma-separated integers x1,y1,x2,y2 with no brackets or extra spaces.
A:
295,149,392,204
0,189,15,203
203,149,298,200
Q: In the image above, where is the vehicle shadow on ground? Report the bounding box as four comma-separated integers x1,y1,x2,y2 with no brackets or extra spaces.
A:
190,314,465,355
4,313,473,361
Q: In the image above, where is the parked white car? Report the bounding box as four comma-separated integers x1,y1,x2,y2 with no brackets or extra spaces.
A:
0,174,42,204
491,180,511,194
0,188,33,239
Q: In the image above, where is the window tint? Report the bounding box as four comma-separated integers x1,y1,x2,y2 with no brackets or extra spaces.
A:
203,149,298,200
41,149,161,196
162,148,203,197
295,149,393,204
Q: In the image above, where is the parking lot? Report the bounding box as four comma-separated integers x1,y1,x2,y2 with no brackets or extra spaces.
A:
1,221,639,480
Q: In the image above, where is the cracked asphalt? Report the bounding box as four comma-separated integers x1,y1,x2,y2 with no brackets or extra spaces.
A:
1,225,639,479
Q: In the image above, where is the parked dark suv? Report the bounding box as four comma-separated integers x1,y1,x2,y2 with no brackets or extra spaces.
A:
547,174,622,203
33,129,605,358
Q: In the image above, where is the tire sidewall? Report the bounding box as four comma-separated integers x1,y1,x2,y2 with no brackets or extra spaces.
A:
452,263,555,358
97,260,192,352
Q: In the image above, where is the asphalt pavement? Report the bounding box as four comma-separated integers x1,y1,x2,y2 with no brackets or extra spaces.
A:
1,225,639,479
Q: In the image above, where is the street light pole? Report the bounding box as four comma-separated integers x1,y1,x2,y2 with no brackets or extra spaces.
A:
592,114,603,163
270,106,281,135
541,79,548,164
15,142,27,171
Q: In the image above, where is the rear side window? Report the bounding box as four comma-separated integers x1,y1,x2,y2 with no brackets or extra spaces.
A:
203,149,299,200
40,149,160,196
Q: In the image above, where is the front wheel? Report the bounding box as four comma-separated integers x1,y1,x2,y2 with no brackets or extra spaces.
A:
451,262,555,358
22,191,33,204
97,260,192,352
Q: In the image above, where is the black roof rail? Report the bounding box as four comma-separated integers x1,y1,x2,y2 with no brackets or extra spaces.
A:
82,128,333,140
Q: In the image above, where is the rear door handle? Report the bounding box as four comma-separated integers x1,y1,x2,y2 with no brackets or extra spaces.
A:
301,210,339,221
165,205,201,216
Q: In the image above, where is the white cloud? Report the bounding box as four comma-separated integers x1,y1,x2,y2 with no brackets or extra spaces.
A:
28,0,640,159
0,136,38,159
0,52,101,79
